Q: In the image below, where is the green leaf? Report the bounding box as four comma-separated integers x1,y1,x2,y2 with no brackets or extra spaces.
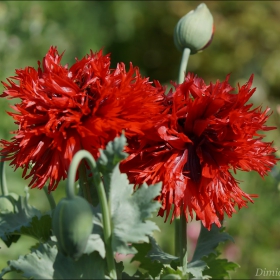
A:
97,133,128,172
97,134,128,196
89,205,109,258
83,233,106,258
53,251,107,279
82,134,128,206
0,242,57,279
0,242,107,279
109,164,162,254
132,242,164,278
0,188,50,245
191,223,234,262
160,265,184,279
131,238,179,278
187,260,208,279
202,251,239,279
1,234,20,247
145,236,178,264
187,223,235,279
20,214,52,242
162,274,181,279
122,270,153,279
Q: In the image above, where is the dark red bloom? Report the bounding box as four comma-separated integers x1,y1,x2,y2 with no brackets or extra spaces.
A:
121,73,278,229
0,46,165,191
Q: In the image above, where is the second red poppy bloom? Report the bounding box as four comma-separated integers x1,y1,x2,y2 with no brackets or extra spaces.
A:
121,73,277,229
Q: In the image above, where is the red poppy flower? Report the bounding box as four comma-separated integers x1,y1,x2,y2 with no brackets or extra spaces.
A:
121,73,278,229
0,46,166,191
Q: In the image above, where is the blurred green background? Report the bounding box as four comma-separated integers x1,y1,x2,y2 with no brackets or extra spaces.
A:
0,1,280,279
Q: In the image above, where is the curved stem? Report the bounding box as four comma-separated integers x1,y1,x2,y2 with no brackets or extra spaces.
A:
178,48,191,84
67,150,117,279
43,186,56,210
0,156,9,196
78,162,93,205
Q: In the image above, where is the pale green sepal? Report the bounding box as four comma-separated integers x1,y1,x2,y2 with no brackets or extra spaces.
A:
174,3,213,54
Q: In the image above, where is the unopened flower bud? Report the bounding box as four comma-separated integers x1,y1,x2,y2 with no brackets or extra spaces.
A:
174,3,214,54
52,196,93,260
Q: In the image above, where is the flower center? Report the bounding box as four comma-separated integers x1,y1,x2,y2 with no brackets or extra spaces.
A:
183,139,202,183
177,118,202,182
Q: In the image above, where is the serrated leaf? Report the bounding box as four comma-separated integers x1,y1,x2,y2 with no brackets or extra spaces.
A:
131,238,180,278
202,252,239,279
0,188,48,245
187,260,208,279
89,205,109,258
0,242,57,279
20,214,52,242
191,223,234,262
132,242,164,278
146,236,178,264
1,234,20,247
82,134,128,205
53,251,107,279
97,134,128,200
187,223,234,279
160,265,184,279
110,164,161,254
83,233,106,258
97,134,128,170
0,242,108,279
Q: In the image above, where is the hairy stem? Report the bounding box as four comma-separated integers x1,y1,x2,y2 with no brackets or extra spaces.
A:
67,150,117,279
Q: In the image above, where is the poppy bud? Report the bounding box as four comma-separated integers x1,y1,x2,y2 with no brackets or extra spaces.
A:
174,3,214,54
52,196,93,260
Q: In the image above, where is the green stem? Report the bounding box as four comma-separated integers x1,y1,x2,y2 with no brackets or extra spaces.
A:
95,174,117,279
0,156,8,196
175,47,190,275
67,150,117,279
175,209,188,278
43,186,56,210
178,48,191,84
175,218,180,257
78,162,93,205
179,212,187,266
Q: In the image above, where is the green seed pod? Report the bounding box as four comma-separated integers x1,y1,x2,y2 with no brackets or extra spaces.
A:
174,3,214,54
0,196,14,213
52,196,93,260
